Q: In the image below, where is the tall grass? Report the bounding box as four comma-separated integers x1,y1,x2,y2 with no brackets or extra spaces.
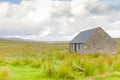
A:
56,64,75,79
40,62,55,78
0,67,10,80
0,40,120,79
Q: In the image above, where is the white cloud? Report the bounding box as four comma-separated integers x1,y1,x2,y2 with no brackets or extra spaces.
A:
0,0,119,41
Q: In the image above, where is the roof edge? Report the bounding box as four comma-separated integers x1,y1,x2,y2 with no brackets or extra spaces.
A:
70,27,102,43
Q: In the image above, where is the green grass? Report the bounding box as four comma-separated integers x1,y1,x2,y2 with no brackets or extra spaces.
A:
0,39,120,80
10,66,40,80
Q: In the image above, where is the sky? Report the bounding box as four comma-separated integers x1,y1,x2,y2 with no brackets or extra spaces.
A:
0,0,119,41
0,0,20,4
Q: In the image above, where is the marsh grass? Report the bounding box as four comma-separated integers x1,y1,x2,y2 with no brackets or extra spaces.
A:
56,64,75,79
0,40,120,79
0,67,11,80
40,62,55,78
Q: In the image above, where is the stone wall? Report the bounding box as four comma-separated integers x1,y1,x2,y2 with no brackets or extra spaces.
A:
70,43,84,53
84,28,116,54
69,27,117,54
69,43,75,52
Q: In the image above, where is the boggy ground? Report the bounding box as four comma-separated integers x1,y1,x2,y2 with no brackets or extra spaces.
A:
0,39,120,80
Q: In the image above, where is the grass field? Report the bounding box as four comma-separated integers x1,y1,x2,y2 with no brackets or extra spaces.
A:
0,39,120,80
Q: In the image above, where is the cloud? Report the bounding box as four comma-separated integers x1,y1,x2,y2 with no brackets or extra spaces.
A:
0,0,119,41
0,0,52,35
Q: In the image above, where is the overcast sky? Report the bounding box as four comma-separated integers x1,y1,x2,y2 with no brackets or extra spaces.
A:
0,0,119,41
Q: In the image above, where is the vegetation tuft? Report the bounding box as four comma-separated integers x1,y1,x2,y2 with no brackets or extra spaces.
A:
0,40,119,80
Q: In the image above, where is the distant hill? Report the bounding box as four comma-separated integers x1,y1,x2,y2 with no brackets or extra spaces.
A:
114,38,120,41
0,37,33,42
0,37,119,43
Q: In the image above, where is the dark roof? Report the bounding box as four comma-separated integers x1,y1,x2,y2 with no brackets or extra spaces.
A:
70,28,97,43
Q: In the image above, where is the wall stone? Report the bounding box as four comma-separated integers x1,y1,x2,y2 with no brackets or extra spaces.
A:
69,27,117,54
84,28,116,54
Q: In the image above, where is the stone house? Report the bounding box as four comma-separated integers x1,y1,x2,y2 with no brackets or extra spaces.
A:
69,27,116,54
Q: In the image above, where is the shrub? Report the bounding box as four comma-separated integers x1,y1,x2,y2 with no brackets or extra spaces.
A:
88,53,102,58
40,62,55,78
117,50,120,54
30,59,42,68
0,67,11,80
82,61,99,76
0,57,5,66
10,58,23,66
56,64,75,79
97,60,110,74
111,61,120,72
